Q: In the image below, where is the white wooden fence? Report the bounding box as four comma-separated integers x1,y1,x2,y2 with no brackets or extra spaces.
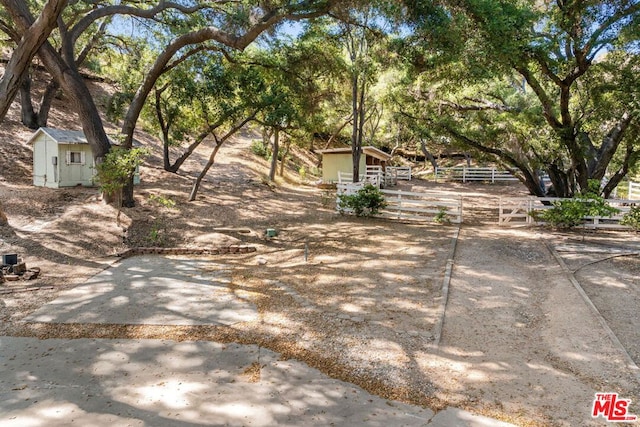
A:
338,165,405,187
435,167,519,183
386,166,412,181
499,196,639,229
338,171,380,187
629,181,640,200
337,182,462,223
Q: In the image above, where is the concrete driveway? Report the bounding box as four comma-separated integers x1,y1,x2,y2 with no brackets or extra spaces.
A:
2,255,515,426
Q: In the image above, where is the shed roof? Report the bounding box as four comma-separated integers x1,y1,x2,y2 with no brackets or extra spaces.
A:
27,127,141,147
28,127,88,145
316,146,392,161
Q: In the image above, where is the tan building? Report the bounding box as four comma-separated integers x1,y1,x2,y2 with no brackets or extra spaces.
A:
317,146,392,183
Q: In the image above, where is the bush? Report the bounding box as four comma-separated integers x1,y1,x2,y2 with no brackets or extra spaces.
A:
434,206,451,224
337,184,387,217
621,205,640,231
532,180,619,229
95,146,148,199
298,166,307,180
149,194,176,209
250,140,269,159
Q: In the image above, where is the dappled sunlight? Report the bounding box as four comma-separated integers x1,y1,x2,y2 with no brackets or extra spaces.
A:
201,402,279,424
580,272,631,290
124,380,208,410
25,256,258,326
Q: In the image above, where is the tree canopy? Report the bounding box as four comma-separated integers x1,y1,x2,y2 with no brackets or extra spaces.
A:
1,0,639,201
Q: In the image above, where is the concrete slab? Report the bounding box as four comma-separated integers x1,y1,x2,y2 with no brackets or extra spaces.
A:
428,407,516,426
24,255,257,326
0,336,434,426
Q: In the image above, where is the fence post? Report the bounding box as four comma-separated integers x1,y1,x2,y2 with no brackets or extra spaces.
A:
435,167,439,182
463,167,466,183
491,168,496,183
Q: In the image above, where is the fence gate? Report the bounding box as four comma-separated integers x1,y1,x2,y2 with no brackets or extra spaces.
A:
337,183,462,223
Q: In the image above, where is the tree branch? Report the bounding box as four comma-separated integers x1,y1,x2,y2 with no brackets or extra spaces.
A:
0,0,68,122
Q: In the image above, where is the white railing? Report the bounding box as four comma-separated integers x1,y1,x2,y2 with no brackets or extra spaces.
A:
366,165,384,186
629,182,640,200
499,196,640,229
338,171,380,187
435,167,519,183
386,166,411,181
337,182,462,223
384,167,397,186
338,165,399,188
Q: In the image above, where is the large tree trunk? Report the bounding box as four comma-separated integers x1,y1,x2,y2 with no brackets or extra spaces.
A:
19,74,38,129
6,0,111,162
602,143,638,198
37,80,59,127
19,73,58,129
351,74,363,183
189,142,223,202
279,136,291,177
269,128,279,182
0,0,68,123
419,140,438,173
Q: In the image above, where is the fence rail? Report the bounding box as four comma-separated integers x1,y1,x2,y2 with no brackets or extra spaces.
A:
499,196,640,229
338,165,404,187
435,167,519,183
629,181,640,200
337,182,462,223
387,166,412,181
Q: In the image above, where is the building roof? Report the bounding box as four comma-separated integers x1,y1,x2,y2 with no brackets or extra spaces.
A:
316,146,392,161
27,127,141,147
28,127,88,145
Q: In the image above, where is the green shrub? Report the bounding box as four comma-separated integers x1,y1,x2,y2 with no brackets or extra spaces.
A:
149,194,176,209
95,146,148,199
532,180,619,229
621,205,640,231
298,166,307,180
250,140,269,159
337,184,387,217
434,206,451,224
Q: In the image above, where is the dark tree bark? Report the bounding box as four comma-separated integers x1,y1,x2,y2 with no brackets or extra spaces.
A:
19,74,38,129
279,136,291,177
419,140,438,173
4,0,111,162
444,125,545,197
36,80,59,127
269,128,280,181
19,73,59,128
0,0,67,122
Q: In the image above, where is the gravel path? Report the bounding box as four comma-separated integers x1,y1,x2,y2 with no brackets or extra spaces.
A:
439,225,640,426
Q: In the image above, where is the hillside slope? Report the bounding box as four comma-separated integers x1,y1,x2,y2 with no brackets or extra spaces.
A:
0,72,327,284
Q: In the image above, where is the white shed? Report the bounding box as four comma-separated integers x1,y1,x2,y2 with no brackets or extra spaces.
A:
30,127,140,188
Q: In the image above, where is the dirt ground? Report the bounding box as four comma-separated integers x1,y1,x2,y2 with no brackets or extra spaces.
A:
1,113,640,426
